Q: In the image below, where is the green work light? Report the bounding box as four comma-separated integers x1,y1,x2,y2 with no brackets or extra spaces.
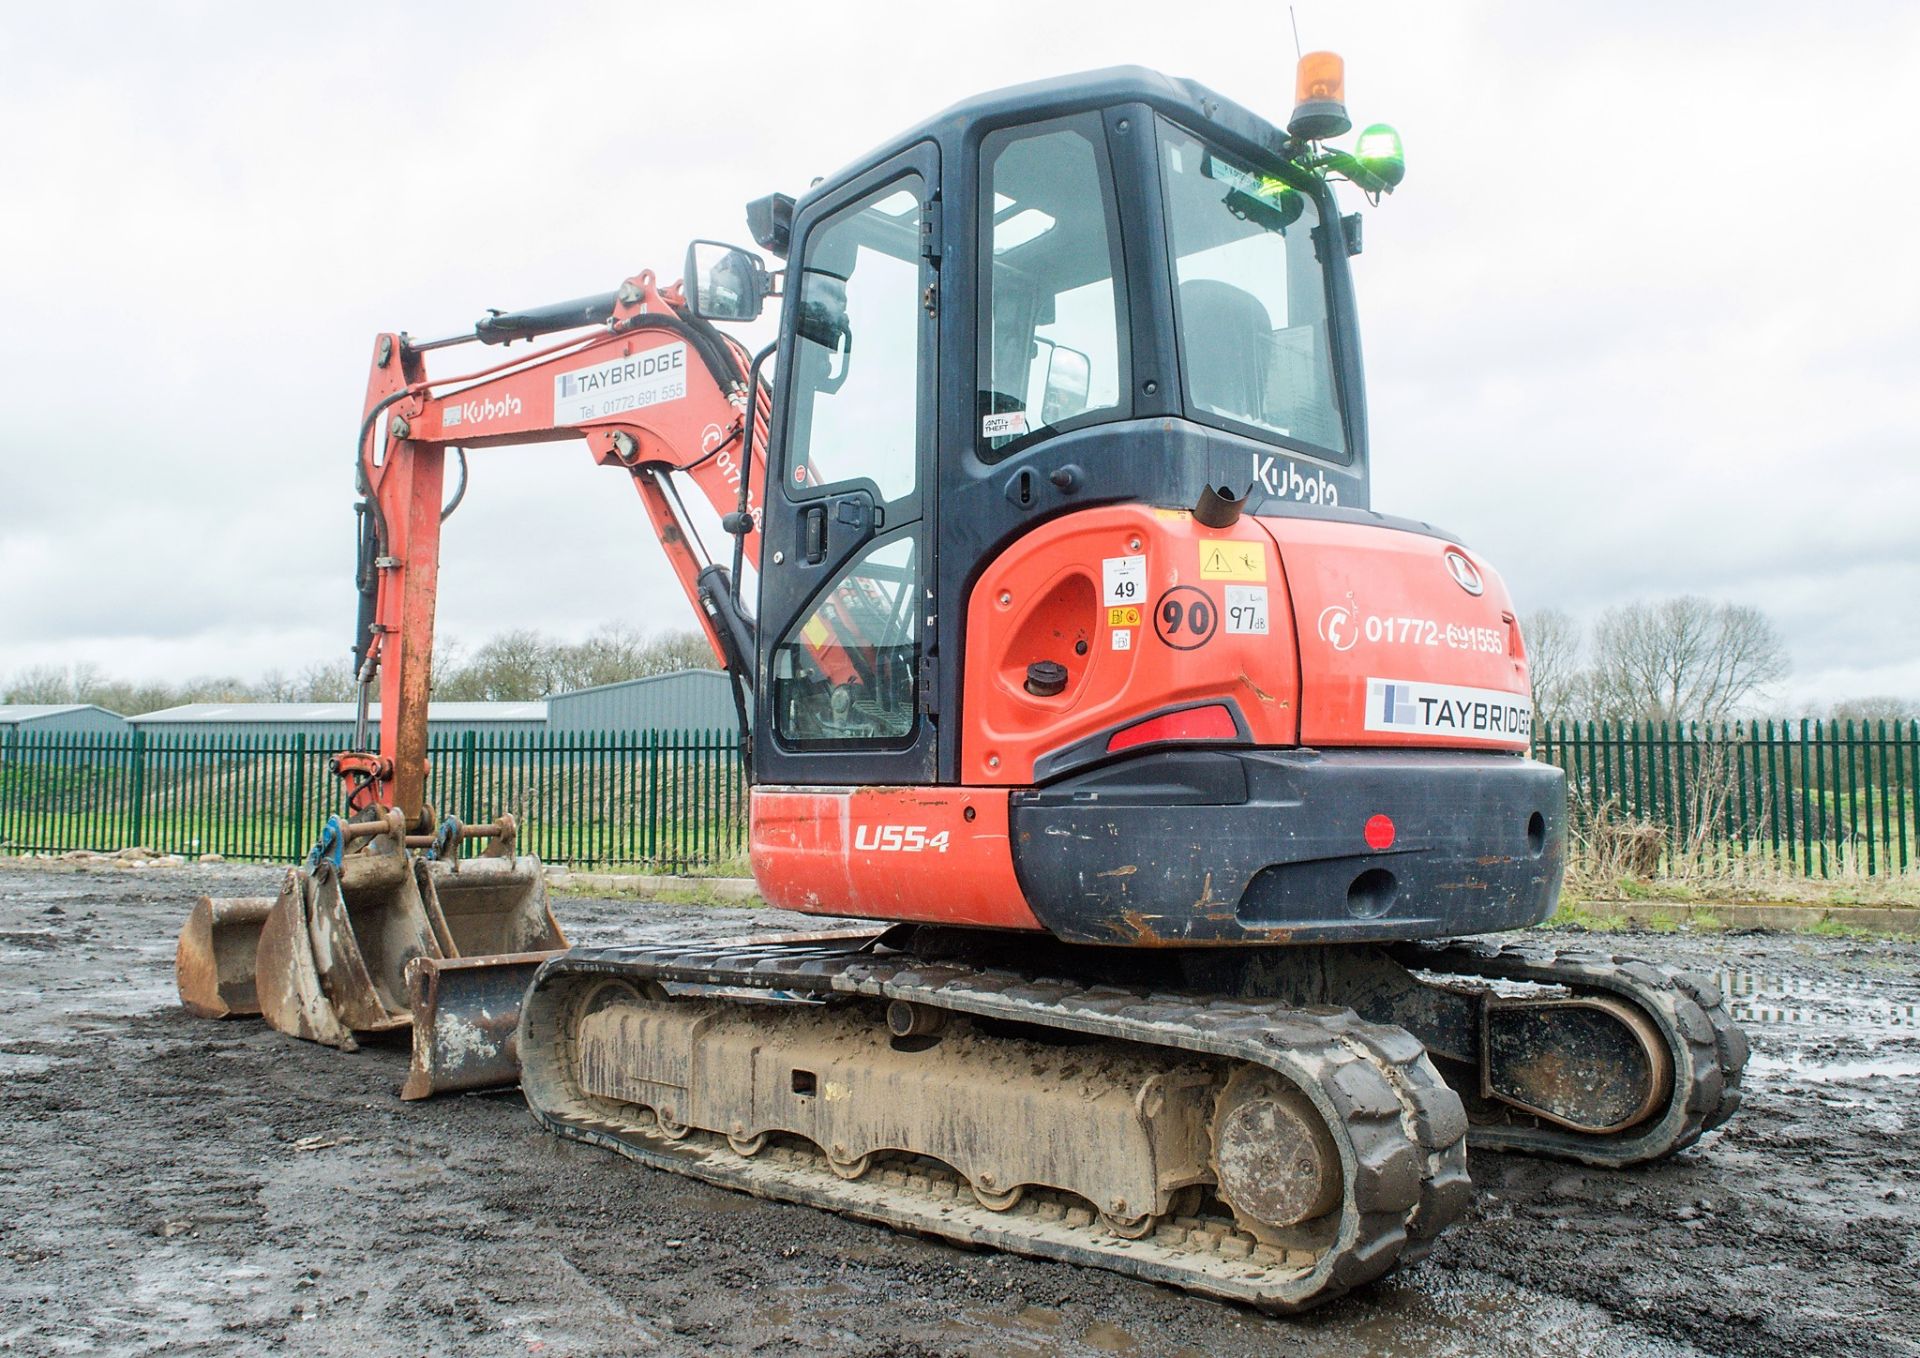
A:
1354,123,1405,190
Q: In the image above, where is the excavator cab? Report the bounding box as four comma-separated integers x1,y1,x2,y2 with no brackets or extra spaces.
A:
737,69,1563,947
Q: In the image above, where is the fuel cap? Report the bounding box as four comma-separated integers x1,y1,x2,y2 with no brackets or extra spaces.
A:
1024,660,1068,697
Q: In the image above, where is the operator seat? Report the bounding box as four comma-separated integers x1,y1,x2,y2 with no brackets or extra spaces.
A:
1179,279,1272,422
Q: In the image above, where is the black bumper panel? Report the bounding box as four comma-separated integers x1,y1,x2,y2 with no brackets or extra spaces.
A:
1010,749,1566,946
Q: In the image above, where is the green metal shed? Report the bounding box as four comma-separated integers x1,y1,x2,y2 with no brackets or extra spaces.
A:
544,670,741,733
127,701,549,745
0,704,128,736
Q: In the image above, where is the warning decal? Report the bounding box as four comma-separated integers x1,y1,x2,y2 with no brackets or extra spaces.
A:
1198,541,1267,582
1107,606,1141,628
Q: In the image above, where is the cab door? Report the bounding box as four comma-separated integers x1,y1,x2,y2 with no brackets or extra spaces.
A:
755,143,940,786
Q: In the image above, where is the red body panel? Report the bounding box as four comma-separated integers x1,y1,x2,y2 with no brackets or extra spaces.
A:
961,505,1301,785
957,506,1533,791
751,787,1043,931
1263,517,1531,752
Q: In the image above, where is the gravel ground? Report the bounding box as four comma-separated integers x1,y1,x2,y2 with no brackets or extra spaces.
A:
1,861,1916,1357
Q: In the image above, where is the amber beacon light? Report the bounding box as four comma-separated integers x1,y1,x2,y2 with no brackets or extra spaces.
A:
1288,51,1352,141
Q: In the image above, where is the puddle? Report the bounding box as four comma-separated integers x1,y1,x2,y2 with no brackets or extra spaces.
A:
1745,1051,1920,1084
1713,969,1919,1030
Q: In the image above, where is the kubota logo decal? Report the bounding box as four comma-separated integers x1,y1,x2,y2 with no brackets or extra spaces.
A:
1444,549,1484,596
1253,454,1339,505
443,393,523,427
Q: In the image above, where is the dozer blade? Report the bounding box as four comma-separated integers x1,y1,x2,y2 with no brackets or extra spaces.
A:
417,855,566,958
175,895,275,1018
399,950,563,1100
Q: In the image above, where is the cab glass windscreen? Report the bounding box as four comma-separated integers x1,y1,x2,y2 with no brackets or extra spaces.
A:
1158,120,1347,461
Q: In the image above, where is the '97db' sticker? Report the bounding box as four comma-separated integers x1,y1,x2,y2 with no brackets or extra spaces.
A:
1224,585,1268,634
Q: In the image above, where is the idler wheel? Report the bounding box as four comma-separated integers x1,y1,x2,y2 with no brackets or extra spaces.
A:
1210,1067,1340,1241
727,1131,767,1157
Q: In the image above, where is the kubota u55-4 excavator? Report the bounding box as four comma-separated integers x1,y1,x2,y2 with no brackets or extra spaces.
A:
176,58,1748,1311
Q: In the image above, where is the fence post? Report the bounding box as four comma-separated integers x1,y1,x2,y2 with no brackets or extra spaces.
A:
293,733,308,841
460,728,477,827
128,726,147,850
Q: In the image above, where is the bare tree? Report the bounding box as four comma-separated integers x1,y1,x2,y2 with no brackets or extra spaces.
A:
2,665,73,703
1828,695,1918,724
292,659,357,702
1518,608,1585,724
432,628,560,701
1588,597,1788,723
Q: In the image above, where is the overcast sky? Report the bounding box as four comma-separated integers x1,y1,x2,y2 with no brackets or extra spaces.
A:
2,2,1916,709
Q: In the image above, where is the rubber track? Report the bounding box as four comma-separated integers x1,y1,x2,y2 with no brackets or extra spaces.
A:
522,938,1473,1312
1392,939,1750,1166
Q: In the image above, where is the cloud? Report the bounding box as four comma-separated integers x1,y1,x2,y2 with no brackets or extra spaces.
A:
1,0,1916,708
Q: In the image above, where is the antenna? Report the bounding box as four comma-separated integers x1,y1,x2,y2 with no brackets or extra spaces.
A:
1289,5,1303,59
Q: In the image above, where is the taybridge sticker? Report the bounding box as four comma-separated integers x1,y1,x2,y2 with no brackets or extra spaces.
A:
553,342,688,424
1224,585,1268,634
1103,555,1145,606
1154,586,1216,650
1364,678,1531,741
1198,541,1266,581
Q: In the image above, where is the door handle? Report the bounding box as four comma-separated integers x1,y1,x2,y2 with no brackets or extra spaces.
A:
803,505,827,564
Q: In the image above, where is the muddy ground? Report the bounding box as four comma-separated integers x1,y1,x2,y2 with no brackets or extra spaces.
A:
1,863,1916,1358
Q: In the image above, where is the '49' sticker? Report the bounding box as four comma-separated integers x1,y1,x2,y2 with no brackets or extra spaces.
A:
1154,586,1216,650
1103,555,1145,605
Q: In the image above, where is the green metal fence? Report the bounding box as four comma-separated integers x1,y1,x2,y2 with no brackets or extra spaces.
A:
3,720,1916,879
1535,720,1920,879
0,728,746,871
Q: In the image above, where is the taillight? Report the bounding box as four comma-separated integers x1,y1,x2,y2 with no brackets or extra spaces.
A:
1106,704,1239,754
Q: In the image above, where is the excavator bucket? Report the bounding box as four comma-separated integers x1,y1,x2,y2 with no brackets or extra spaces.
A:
417,855,565,958
399,950,562,1099
255,844,434,1050
398,855,568,1098
174,894,275,1018
174,810,568,1095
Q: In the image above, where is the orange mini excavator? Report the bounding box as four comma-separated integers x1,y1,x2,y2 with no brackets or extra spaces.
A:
178,58,1747,1310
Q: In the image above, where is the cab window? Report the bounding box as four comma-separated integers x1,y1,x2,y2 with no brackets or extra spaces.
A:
977,115,1128,459
784,177,925,502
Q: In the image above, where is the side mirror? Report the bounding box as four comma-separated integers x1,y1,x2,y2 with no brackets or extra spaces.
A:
1038,342,1092,425
794,269,853,387
685,240,771,322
